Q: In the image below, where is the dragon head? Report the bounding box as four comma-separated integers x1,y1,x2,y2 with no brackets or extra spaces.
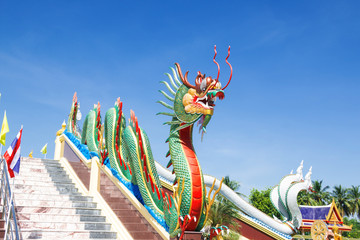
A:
172,46,232,135
304,166,314,192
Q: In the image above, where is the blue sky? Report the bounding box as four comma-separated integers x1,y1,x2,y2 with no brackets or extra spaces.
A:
0,1,359,196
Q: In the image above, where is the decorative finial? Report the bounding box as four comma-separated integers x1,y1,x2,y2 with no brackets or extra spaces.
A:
296,160,304,180
56,120,66,136
305,166,312,182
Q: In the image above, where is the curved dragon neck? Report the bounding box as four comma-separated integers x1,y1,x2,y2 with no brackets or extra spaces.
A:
169,120,205,230
286,181,308,229
67,102,81,138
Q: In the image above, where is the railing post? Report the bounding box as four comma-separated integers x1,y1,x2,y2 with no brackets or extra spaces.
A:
0,166,5,215
54,136,62,160
0,157,20,239
89,157,101,195
4,191,13,238
54,121,66,160
54,135,65,161
2,173,8,219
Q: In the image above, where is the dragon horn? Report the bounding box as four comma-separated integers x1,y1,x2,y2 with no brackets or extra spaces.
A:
213,45,220,85
222,45,233,90
175,63,196,89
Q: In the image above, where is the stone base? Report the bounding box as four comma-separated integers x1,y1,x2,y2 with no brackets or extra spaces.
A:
170,231,203,240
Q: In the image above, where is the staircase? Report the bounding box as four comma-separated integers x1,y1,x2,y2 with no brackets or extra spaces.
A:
13,157,117,239
99,172,163,240
68,160,164,240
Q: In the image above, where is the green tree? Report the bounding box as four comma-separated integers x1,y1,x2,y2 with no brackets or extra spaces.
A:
297,190,311,205
206,200,241,238
217,176,246,203
249,188,282,219
205,176,242,240
297,180,330,206
310,180,330,205
343,217,360,238
332,185,351,217
222,176,245,198
348,185,360,218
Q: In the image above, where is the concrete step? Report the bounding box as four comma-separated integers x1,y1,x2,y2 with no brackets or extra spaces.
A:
100,193,128,200
117,216,144,223
106,201,135,209
19,164,63,170
123,222,149,231
16,206,102,216
20,162,62,168
13,184,80,195
14,179,73,186
13,189,83,197
20,158,59,164
16,172,70,179
15,193,93,202
14,175,72,183
19,168,67,174
17,212,106,223
112,209,139,216
19,220,112,231
16,173,70,181
131,231,159,240
15,199,97,208
20,229,117,239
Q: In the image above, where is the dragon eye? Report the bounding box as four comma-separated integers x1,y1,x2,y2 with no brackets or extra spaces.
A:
200,79,207,91
216,82,221,89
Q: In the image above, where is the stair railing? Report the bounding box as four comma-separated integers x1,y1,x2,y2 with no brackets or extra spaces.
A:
0,158,20,240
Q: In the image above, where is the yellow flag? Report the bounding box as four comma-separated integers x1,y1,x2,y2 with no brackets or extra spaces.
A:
29,150,33,158
40,143,47,154
0,111,9,146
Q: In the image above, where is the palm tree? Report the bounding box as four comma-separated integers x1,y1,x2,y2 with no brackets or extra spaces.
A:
332,185,351,217
218,176,246,201
348,185,360,218
310,180,330,205
205,176,242,239
297,190,312,205
206,200,241,234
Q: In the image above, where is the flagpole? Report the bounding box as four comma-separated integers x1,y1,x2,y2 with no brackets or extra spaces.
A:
12,177,15,193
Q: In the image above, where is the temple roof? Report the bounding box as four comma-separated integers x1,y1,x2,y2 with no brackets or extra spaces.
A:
299,199,352,232
300,204,331,220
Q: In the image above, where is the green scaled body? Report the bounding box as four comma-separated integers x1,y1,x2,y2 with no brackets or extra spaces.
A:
66,62,227,237
81,103,101,154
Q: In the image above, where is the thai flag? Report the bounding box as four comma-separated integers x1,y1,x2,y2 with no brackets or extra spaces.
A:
4,128,22,178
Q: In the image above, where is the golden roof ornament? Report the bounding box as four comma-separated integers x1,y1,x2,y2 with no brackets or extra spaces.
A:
56,120,66,136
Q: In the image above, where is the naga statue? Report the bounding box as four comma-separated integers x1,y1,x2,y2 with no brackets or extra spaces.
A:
270,161,313,231
66,46,232,237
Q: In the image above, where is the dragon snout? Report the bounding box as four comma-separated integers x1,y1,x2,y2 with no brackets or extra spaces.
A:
216,91,225,100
